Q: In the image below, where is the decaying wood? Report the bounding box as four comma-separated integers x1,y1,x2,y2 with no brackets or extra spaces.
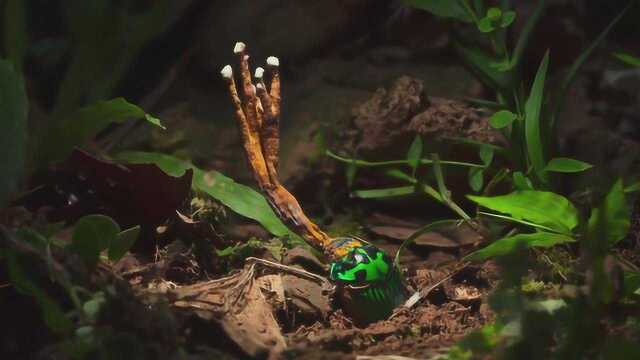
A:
221,42,363,260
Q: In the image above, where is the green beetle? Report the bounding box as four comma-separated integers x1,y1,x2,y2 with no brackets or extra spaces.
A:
329,244,393,285
329,243,407,324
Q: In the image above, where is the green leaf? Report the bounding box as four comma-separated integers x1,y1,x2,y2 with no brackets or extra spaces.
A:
353,186,415,199
468,191,579,234
403,0,473,22
623,272,640,298
115,152,300,241
543,157,593,173
479,146,494,166
69,215,120,268
525,51,550,181
478,211,558,232
40,98,165,167
477,17,496,33
384,169,417,184
466,232,575,260
489,110,517,129
512,171,533,190
431,154,450,201
500,10,516,28
346,162,358,188
613,52,640,67
487,7,502,21
0,59,27,207
108,226,140,262
407,135,423,176
83,291,106,322
587,179,630,247
468,167,484,192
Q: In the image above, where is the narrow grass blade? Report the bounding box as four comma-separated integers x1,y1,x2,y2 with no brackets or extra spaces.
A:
394,219,461,268
353,186,416,199
552,4,631,125
510,0,545,69
525,51,550,182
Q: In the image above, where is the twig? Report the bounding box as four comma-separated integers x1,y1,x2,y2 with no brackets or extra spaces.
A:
402,262,469,309
245,257,333,289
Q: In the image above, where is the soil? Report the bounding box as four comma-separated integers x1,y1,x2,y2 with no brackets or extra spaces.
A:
97,215,498,360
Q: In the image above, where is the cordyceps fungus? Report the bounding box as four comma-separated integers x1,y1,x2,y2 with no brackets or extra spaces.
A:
220,42,407,325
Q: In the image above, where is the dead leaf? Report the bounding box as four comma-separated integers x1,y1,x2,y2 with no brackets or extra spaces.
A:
169,265,286,358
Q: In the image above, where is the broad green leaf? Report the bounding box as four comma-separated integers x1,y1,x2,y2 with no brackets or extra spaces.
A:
543,157,593,173
69,215,120,267
489,110,517,129
403,0,472,22
0,59,27,207
407,135,423,176
108,226,140,262
552,4,630,125
500,11,516,28
480,146,494,166
478,211,557,232
525,51,549,181
468,191,579,234
7,249,72,334
469,167,484,192
40,98,164,167
487,8,501,20
477,18,495,33
512,171,533,190
613,52,640,67
3,0,28,72
466,232,575,260
353,186,415,199
115,152,300,241
587,179,630,247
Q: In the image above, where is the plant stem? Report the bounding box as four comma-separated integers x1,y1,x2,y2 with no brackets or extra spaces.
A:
326,150,485,168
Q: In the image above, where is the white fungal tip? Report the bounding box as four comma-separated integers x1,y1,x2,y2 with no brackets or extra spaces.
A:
233,42,246,54
266,56,279,67
256,82,265,90
220,65,233,78
254,67,265,79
